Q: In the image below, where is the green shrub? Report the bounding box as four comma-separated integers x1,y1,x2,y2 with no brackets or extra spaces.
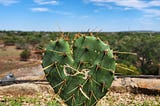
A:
20,49,31,61
4,39,15,46
15,42,28,50
47,101,60,106
116,63,140,75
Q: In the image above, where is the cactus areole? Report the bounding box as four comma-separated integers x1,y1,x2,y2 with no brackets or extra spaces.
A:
42,35,116,106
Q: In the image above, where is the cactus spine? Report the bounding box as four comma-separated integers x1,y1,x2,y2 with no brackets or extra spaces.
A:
42,35,116,106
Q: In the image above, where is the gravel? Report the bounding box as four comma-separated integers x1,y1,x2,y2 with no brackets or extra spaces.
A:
97,91,160,106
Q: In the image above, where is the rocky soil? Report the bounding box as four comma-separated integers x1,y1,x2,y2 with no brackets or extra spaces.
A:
0,65,160,106
0,81,160,106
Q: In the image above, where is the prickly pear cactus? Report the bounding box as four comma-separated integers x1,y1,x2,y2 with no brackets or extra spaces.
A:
42,35,115,106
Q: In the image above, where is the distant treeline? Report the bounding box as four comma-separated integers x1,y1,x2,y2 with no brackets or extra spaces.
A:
0,31,160,75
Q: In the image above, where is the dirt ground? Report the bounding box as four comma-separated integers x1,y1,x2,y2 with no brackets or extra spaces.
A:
0,45,41,78
0,81,160,106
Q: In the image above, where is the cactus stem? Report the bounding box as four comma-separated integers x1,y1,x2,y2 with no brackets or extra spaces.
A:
42,35,116,106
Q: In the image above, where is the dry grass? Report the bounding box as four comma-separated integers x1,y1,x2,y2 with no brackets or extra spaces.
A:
0,46,41,78
0,46,22,59
0,95,60,106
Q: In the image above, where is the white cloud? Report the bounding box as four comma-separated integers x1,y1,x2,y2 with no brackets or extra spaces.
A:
124,7,132,11
34,0,58,5
87,0,160,17
0,0,19,6
31,7,50,12
30,8,74,17
148,0,160,7
88,0,148,9
142,8,160,17
52,10,71,15
52,10,75,17
79,15,89,19
96,2,113,9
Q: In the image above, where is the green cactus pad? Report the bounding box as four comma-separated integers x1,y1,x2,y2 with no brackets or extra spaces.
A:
42,35,115,106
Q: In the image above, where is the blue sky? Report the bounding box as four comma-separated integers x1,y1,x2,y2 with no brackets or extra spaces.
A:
0,0,160,32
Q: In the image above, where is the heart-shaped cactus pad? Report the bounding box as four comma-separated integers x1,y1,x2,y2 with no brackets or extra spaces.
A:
42,35,116,106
